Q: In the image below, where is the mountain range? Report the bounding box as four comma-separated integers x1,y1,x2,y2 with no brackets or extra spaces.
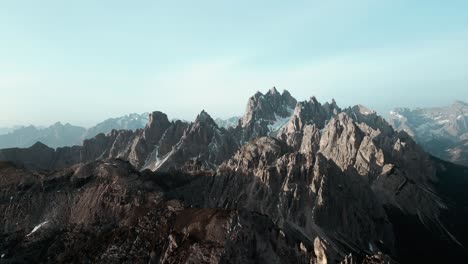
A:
388,101,468,166
0,113,149,149
0,126,23,136
1,88,467,263
3,98,467,169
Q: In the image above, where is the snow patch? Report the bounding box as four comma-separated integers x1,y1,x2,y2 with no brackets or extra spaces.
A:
26,221,49,237
208,136,220,155
151,147,176,171
368,242,374,252
268,108,294,132
268,114,290,132
437,119,449,124
389,111,404,119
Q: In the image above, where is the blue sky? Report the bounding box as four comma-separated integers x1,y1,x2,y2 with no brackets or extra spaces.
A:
1,0,467,127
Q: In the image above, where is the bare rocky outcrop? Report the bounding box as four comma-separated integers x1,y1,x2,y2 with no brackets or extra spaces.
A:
278,97,340,151
144,110,239,173
240,87,296,127
169,137,395,263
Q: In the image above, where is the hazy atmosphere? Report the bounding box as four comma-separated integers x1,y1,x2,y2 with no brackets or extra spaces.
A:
2,2,468,263
1,0,467,127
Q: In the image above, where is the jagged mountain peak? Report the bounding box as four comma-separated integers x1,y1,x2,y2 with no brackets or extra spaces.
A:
309,95,319,104
147,111,169,127
267,86,279,95
195,110,217,126
239,88,297,139
148,109,237,173
288,97,337,128
253,90,264,99
281,89,292,96
352,104,376,116
143,111,172,146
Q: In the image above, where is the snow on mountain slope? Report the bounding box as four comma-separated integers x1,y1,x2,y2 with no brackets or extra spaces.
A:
388,101,468,166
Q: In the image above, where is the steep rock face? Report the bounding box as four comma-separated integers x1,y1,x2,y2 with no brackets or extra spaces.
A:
79,111,186,170
157,120,189,157
125,111,174,168
318,112,441,220
319,113,368,173
168,101,468,262
241,87,296,127
279,97,340,151
388,101,468,165
81,130,125,162
170,137,395,263
143,111,172,147
145,111,238,173
234,87,297,143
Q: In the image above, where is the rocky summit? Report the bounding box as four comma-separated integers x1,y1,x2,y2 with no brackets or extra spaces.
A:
1,89,468,263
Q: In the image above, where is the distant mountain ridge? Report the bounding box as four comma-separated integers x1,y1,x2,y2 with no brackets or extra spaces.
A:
84,113,150,139
388,101,468,166
0,113,149,149
214,116,240,129
0,123,86,149
0,126,23,136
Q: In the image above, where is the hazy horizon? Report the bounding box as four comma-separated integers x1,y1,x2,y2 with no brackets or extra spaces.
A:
0,88,466,129
1,1,467,127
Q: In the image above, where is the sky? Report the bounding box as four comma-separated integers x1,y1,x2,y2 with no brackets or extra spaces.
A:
1,0,467,127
